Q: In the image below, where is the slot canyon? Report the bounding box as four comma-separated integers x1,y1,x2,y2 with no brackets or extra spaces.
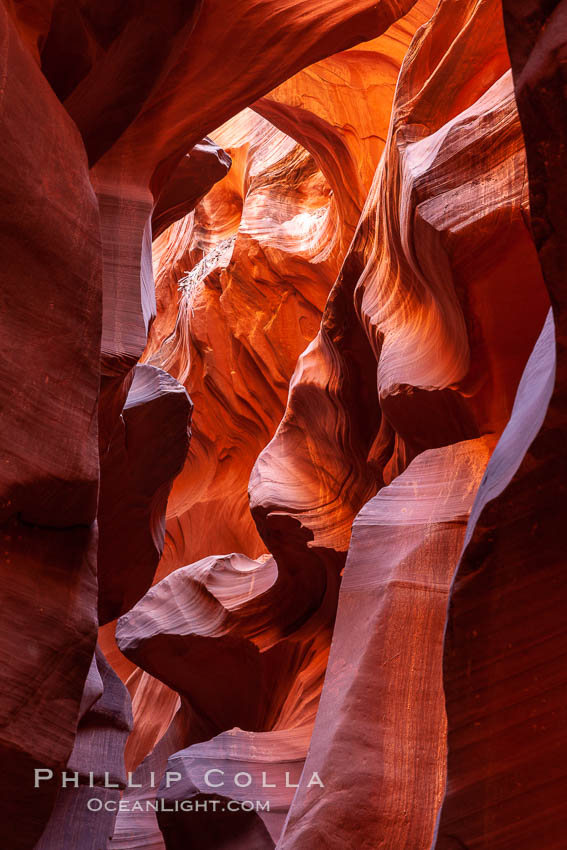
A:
1,0,566,847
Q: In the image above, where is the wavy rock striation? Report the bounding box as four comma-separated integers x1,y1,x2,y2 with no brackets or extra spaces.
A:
35,647,133,850
149,109,341,573
278,438,493,849
435,2,567,846
0,7,100,847
108,1,554,846
113,10,443,840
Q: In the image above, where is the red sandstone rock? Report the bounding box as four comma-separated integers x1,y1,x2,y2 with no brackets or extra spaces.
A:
76,0,422,454
35,647,133,850
434,311,559,849
255,0,437,240
97,364,192,624
0,7,101,527
0,6,100,847
111,2,552,845
148,109,342,575
278,438,493,849
114,545,334,843
132,15,439,793
152,139,232,240
111,707,191,850
434,1,567,846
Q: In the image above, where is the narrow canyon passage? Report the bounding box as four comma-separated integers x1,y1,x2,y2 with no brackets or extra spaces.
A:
0,1,566,849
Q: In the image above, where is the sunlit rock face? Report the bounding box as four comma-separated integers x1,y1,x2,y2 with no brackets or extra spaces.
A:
279,437,494,849
148,109,342,572
1,0,565,848
247,3,549,846
111,111,346,850
255,0,438,239
112,10,441,842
